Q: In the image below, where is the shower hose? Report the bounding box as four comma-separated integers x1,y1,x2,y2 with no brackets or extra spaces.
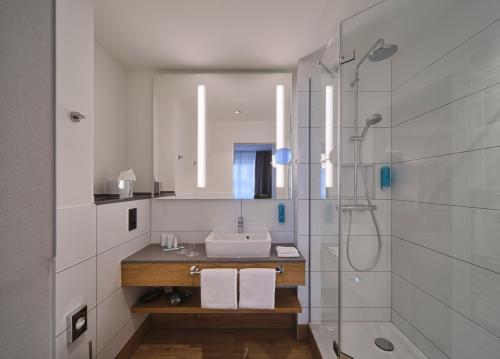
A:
346,139,382,272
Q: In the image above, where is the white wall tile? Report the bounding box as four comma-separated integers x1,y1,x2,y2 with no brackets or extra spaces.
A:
311,271,338,308
297,200,309,236
310,236,338,272
311,307,338,323
297,235,309,271
311,200,388,238
392,0,500,88
96,233,150,303
310,235,390,272
308,127,390,164
341,308,391,322
304,90,391,129
96,314,147,359
341,59,391,92
342,272,391,308
393,275,500,359
306,163,388,201
395,201,500,274
393,81,500,162
154,230,298,245
151,199,239,232
393,21,500,126
312,308,391,323
56,205,96,272
242,199,294,232
309,200,338,236
96,199,150,253
393,237,500,338
268,231,294,243
342,91,391,128
151,231,209,244
340,200,391,236
55,257,96,336
55,308,96,359
96,287,144,354
310,271,390,309
392,147,500,209
392,310,449,359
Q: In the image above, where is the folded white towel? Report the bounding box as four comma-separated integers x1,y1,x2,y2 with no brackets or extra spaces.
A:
239,268,276,309
200,268,238,309
276,246,299,257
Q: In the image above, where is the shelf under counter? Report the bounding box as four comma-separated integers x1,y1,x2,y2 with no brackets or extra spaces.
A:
131,288,301,314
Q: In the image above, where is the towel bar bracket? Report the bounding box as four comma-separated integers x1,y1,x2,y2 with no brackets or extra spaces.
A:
190,265,284,275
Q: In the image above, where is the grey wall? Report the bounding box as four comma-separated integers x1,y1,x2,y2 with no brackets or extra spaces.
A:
0,0,55,358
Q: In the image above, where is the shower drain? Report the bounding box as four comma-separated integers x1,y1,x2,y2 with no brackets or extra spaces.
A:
375,338,395,352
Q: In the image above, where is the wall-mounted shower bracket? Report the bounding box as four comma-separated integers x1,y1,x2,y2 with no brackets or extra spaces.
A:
340,50,356,65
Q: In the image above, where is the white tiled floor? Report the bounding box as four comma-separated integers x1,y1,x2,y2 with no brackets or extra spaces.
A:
310,322,428,359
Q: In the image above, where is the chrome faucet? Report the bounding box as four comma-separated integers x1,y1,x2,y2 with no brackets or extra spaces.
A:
237,216,244,233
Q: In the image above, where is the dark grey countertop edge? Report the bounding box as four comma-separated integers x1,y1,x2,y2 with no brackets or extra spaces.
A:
122,244,305,264
94,192,152,205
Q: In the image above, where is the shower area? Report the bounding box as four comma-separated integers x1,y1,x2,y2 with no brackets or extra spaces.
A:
301,0,500,358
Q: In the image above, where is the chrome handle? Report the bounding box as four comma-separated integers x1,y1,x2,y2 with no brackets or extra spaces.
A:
190,265,284,275
70,111,86,122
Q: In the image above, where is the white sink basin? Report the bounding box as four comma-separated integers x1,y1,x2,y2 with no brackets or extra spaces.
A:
205,231,272,258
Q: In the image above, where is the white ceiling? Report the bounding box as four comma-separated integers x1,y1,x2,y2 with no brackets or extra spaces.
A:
94,0,380,70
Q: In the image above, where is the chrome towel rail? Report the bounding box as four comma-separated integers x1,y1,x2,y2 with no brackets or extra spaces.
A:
190,265,284,275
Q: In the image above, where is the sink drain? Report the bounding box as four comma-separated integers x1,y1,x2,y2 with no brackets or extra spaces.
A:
375,338,394,352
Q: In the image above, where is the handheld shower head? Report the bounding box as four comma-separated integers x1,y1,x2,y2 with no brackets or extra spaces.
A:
360,114,382,138
366,113,382,126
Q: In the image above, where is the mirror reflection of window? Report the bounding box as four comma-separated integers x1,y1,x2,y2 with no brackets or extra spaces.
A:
233,144,274,199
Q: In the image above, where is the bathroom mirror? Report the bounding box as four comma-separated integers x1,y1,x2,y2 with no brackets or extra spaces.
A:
153,73,293,199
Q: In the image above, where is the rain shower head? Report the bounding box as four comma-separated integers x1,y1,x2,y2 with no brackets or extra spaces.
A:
369,44,398,62
360,114,382,138
352,39,398,87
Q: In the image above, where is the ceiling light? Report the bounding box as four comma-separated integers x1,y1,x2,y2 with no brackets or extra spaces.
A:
234,109,242,114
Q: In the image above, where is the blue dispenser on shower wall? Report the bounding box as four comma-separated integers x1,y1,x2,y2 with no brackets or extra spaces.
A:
380,166,391,189
278,202,285,224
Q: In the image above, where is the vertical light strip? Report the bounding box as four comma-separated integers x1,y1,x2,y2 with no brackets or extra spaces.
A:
276,85,285,188
197,85,206,188
325,85,334,188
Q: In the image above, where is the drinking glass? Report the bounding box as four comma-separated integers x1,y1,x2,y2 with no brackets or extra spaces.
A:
186,241,199,257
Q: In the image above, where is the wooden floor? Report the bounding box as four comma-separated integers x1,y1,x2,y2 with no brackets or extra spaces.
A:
131,328,314,359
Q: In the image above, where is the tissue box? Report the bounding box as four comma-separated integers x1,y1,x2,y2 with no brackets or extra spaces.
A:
106,180,133,199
